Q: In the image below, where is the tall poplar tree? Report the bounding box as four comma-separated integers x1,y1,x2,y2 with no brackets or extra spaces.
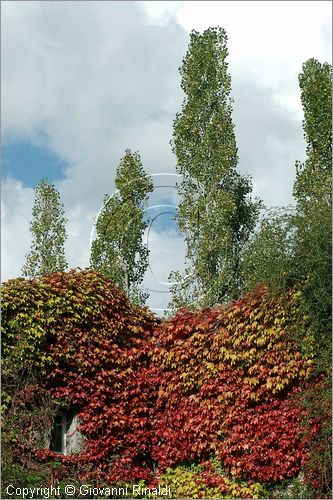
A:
169,27,261,309
293,58,332,365
293,58,331,204
242,58,332,366
90,149,153,305
22,178,67,278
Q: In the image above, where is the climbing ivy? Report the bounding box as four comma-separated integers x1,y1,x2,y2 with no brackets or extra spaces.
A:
151,288,316,484
2,270,158,484
2,272,329,497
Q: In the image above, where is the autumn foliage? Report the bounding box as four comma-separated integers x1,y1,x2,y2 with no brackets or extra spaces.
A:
2,270,158,484
2,271,330,498
151,289,314,482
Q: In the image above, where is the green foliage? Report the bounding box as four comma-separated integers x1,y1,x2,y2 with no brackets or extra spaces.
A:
242,207,296,293
1,459,81,499
169,27,261,310
294,58,332,203
2,278,53,374
22,179,67,278
90,149,153,305
293,59,332,370
242,59,332,370
160,464,227,499
1,462,48,499
159,463,267,499
1,376,59,497
293,202,331,370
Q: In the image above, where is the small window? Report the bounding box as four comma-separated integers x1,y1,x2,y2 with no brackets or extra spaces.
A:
49,410,84,455
50,414,66,453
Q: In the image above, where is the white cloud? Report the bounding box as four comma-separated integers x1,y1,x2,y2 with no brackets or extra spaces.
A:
143,227,186,313
2,1,186,201
140,1,183,26
65,204,96,271
1,179,34,282
232,78,306,207
160,1,331,120
174,1,331,89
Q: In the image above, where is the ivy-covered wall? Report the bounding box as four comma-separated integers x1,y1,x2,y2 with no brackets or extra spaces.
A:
152,288,313,479
2,270,158,487
1,271,330,498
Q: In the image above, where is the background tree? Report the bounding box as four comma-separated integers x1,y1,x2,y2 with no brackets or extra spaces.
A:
242,58,332,368
90,149,153,305
241,60,332,498
291,59,332,496
169,27,261,310
22,178,67,278
293,58,332,367
241,206,297,293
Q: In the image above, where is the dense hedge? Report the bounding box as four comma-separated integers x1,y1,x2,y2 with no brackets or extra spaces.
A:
2,271,330,498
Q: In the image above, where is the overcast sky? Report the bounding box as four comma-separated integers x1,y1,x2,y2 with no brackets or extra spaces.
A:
1,1,331,313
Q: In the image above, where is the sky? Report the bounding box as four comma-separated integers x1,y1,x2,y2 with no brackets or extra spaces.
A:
1,1,331,313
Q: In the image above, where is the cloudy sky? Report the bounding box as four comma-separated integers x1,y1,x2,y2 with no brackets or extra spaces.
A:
2,1,331,313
